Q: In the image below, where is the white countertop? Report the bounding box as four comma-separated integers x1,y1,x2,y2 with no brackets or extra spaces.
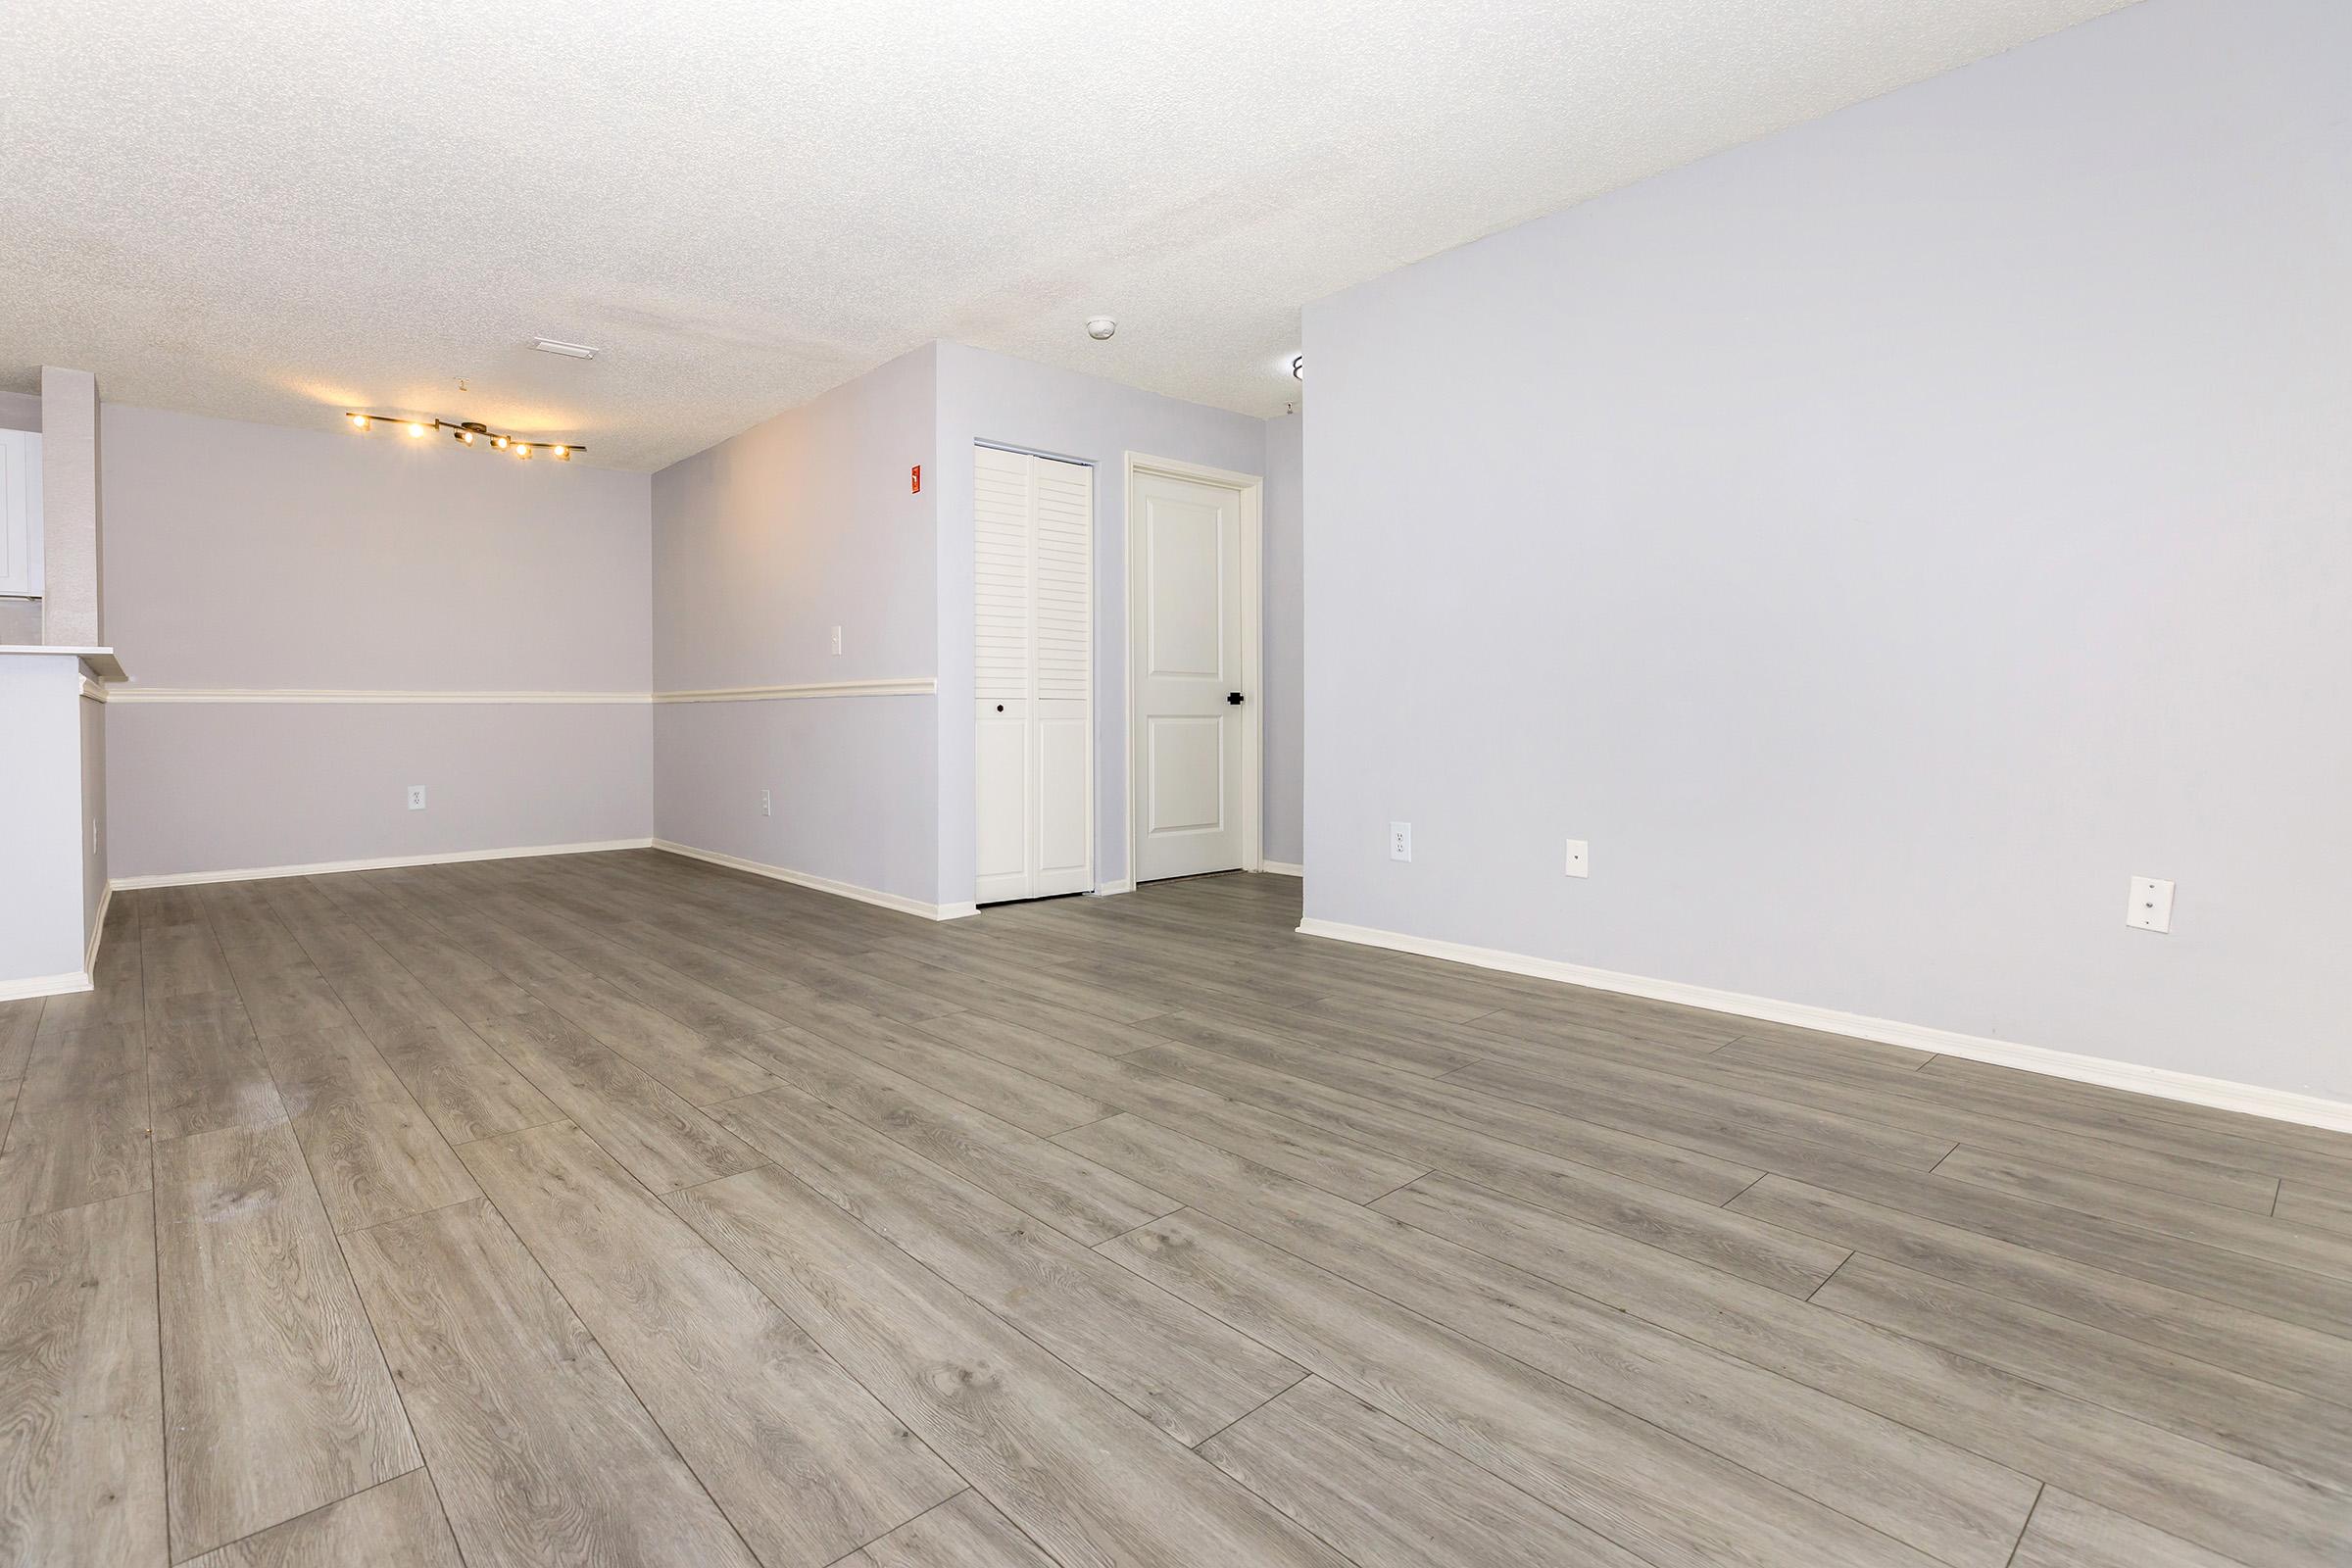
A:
0,646,127,680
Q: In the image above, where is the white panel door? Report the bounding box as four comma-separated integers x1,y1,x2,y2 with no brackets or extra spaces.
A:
1028,457,1094,896
974,447,1035,903
974,445,1093,904
1133,469,1245,882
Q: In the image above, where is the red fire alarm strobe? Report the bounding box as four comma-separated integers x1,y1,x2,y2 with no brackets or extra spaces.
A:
910,465,921,494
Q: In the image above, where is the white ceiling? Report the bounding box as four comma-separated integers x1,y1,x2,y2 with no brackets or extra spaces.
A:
1,0,2132,470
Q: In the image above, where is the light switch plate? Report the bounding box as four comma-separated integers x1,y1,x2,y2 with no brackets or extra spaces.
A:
407,785,427,811
1389,822,1412,862
760,789,772,817
2126,875,2174,933
1564,839,1590,877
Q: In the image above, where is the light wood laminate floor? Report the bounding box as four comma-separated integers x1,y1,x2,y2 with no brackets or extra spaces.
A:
3,850,2347,1566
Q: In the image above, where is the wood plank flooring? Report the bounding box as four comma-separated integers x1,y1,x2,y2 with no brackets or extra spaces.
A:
2,851,2347,1565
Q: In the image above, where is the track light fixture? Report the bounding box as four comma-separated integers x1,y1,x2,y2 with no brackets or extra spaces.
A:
345,415,580,461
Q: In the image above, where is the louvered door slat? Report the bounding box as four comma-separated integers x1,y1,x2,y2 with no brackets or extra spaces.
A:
974,445,1093,904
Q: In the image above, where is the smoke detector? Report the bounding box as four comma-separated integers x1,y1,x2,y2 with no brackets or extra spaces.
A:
1085,318,1117,341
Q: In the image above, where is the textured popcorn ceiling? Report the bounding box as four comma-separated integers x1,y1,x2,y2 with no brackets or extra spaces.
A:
0,0,2132,469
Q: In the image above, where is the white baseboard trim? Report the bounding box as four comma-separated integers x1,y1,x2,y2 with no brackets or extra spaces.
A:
85,883,111,973
110,838,656,890
1296,916,2352,1136
1259,860,1304,877
1091,879,1136,897
1,889,113,1004
0,969,90,1004
653,839,976,922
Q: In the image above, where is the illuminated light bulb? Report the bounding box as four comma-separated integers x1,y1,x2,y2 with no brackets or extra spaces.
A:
457,429,474,445
491,434,508,450
553,445,569,461
347,413,370,430
407,421,427,438
514,443,533,460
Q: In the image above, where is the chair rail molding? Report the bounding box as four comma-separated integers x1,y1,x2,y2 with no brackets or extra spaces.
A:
654,678,936,703
105,677,939,705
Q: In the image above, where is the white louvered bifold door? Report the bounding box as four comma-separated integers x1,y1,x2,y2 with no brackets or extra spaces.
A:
974,445,1094,904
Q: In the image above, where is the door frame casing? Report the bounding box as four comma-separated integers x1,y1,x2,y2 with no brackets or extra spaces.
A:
1122,451,1265,889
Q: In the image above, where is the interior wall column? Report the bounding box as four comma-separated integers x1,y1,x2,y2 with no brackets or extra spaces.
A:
39,365,101,646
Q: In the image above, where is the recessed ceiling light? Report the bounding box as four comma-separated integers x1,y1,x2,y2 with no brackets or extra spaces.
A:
531,338,599,360
1085,318,1116,341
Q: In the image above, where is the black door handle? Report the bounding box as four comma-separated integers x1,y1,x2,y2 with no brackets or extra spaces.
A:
1227,691,1245,705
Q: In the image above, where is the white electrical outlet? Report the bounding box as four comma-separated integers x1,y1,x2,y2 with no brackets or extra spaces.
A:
830,625,844,655
407,785,427,811
2126,875,2174,933
760,789,772,817
1389,822,1412,862
1564,838,1590,878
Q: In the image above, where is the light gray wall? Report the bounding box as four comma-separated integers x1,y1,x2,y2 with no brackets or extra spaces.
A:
1262,412,1304,867
651,344,942,903
654,699,937,902
933,341,1270,904
109,703,652,878
1303,0,2351,1102
0,390,36,432
0,654,87,985
80,685,105,951
104,405,651,689
102,404,655,878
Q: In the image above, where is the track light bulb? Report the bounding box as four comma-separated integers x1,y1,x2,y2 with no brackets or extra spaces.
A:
457,429,474,444
553,445,569,461
491,434,508,450
515,443,532,460
407,421,427,438
347,413,369,430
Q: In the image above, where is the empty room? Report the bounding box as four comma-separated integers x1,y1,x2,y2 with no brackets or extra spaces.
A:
3,0,2346,1564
